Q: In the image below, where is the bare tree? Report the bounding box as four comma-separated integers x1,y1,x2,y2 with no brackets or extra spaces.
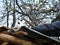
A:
0,0,59,27
5,0,9,27
11,0,16,27
15,0,59,27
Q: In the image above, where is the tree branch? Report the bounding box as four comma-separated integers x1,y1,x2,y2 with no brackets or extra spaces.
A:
16,0,25,13
15,9,33,21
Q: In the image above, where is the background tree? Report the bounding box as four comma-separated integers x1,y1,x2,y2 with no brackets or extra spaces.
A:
0,0,60,28
15,0,59,27
11,0,16,27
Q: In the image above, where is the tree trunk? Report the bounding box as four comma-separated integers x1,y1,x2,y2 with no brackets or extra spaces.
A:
6,0,9,27
11,0,16,27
